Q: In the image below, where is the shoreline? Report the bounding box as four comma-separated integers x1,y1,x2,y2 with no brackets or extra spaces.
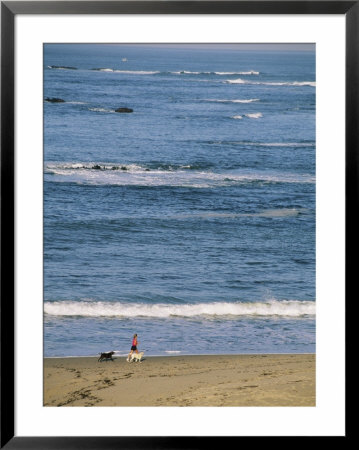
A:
44,353,315,407
45,352,315,359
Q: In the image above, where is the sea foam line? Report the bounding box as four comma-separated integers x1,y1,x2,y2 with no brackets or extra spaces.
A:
51,66,261,76
227,78,315,87
44,300,315,318
172,70,259,75
91,68,160,74
205,99,260,103
44,164,315,186
97,70,260,76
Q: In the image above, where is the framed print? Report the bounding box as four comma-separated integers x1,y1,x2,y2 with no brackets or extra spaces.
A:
1,0,354,447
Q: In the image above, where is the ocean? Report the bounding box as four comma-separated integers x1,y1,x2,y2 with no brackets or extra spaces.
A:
44,44,316,357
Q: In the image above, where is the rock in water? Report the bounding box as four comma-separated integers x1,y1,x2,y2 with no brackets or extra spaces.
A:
45,97,65,103
115,107,133,113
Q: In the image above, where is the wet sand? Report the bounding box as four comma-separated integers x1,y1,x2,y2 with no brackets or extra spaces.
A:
44,354,315,407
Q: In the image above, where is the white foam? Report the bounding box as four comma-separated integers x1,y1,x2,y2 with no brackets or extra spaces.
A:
172,71,259,76
227,78,316,87
239,71,260,75
227,78,246,84
45,162,146,172
44,163,315,186
113,70,160,75
177,70,201,74
213,71,259,75
213,72,238,75
88,107,114,113
232,115,243,120
93,69,160,74
44,300,315,318
263,81,316,87
205,99,259,103
290,81,316,87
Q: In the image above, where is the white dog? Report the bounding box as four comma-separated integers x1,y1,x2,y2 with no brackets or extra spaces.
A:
128,352,144,363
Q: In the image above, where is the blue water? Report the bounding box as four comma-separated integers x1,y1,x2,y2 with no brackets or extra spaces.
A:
44,44,316,357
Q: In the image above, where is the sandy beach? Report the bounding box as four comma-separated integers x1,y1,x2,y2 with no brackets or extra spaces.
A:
44,354,315,407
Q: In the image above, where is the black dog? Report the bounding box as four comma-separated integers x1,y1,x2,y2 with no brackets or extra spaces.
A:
98,351,115,362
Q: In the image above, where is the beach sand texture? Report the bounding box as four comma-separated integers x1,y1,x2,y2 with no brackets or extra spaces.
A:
44,354,315,407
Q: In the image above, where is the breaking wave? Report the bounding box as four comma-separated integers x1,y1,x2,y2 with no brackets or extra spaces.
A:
44,299,315,318
204,99,260,103
172,70,259,75
227,78,315,87
90,68,260,76
91,68,160,74
44,162,315,186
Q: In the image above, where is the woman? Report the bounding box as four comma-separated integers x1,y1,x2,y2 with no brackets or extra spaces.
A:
127,333,139,362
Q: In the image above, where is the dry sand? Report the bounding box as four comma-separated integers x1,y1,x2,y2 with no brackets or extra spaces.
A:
44,354,315,407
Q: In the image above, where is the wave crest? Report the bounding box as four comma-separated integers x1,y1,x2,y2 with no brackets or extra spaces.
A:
91,68,160,74
205,99,259,103
44,162,315,186
227,78,315,87
44,300,315,318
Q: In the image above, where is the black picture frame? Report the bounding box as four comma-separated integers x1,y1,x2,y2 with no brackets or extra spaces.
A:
1,1,354,447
